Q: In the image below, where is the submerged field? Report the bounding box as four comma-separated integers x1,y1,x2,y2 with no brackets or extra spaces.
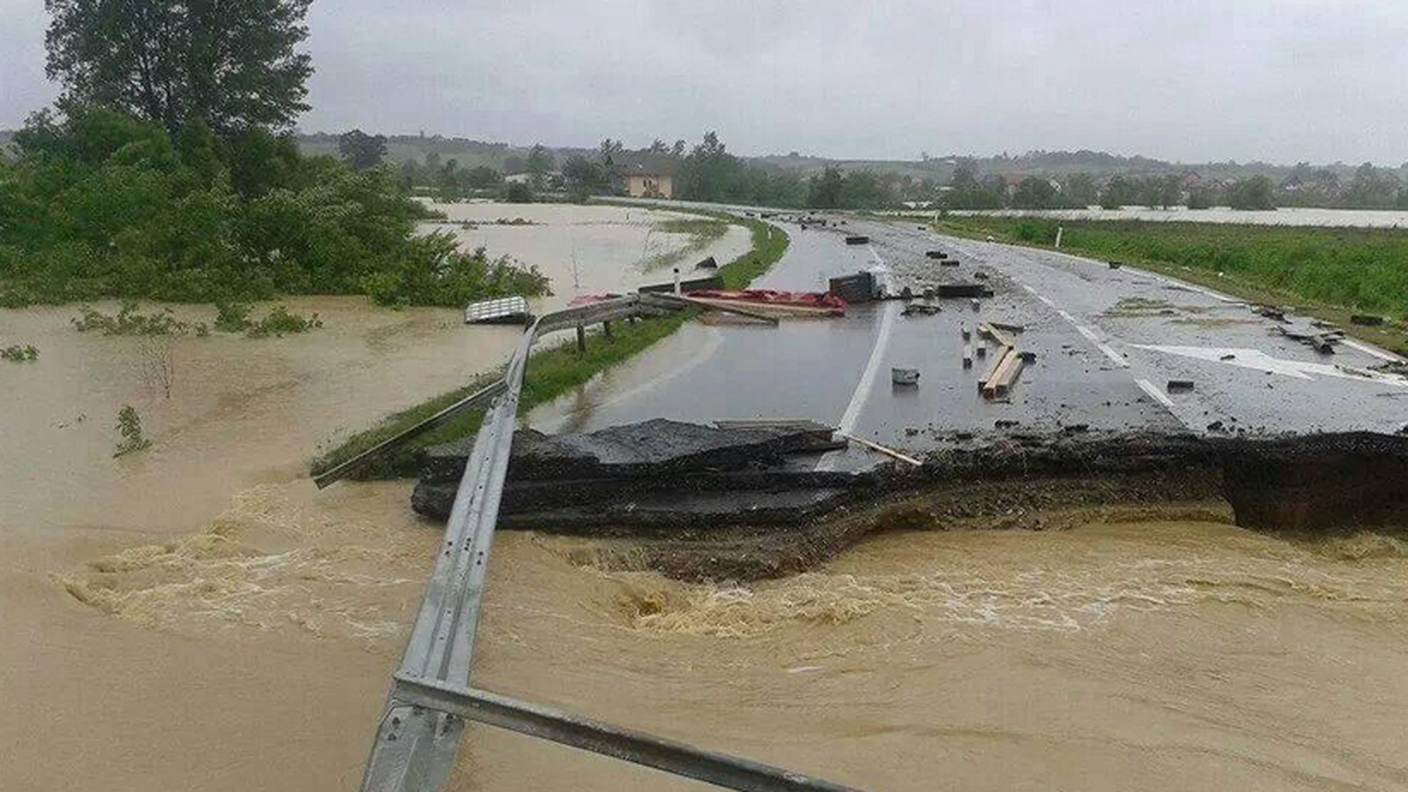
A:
933,216,1408,352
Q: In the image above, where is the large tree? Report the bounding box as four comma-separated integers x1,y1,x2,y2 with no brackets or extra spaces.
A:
44,0,314,135
339,128,387,171
525,143,554,187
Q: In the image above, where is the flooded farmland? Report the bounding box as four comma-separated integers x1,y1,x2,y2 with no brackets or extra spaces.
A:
3,204,1408,792
422,201,753,308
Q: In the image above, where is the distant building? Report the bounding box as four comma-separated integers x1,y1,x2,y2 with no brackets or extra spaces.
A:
504,171,564,189
614,153,677,199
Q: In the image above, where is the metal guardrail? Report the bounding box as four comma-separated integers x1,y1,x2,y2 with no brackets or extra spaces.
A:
313,380,507,489
357,294,862,792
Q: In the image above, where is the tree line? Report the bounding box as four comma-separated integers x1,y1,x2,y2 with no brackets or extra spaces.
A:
0,0,548,307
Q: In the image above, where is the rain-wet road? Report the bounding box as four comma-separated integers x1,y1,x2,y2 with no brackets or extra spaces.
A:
528,212,1408,462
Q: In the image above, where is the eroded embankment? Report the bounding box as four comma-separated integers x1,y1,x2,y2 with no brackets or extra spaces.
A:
413,426,1408,582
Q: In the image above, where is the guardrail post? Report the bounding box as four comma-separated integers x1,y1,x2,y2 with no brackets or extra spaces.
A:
603,320,614,340
576,324,587,354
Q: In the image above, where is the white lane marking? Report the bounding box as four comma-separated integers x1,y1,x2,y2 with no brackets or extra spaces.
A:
1136,378,1177,409
1095,342,1129,367
837,298,898,435
1131,344,1408,387
1341,338,1404,363
1034,296,1129,367
1036,295,1054,307
832,244,896,437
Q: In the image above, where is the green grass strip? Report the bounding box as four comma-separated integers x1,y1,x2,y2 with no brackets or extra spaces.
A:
923,215,1408,357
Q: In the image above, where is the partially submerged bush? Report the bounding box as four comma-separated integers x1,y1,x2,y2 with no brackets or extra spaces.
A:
246,305,322,337
72,302,205,336
1,344,39,362
363,233,550,307
213,301,253,332
113,405,151,457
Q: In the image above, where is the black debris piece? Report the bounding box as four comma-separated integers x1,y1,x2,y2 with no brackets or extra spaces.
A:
936,283,994,298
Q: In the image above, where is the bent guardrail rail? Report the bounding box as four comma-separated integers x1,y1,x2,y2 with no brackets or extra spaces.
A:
358,294,861,792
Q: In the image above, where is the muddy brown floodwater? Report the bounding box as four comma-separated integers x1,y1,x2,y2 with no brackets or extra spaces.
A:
5,285,1408,786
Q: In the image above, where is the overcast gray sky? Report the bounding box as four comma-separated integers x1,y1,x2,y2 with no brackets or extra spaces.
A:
3,0,1406,164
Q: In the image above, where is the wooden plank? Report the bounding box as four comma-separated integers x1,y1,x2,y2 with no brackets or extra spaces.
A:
641,292,782,325
979,345,1013,391
840,433,923,467
986,353,1025,397
978,322,1016,349
982,352,1018,398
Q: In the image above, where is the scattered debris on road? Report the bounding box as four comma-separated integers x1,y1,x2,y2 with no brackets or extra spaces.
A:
892,367,921,386
901,303,941,317
1167,380,1196,393
974,322,1033,398
829,271,879,303
978,322,1017,348
686,289,847,318
925,250,948,259
844,235,870,245
1278,323,1342,354
936,283,995,298
841,432,923,467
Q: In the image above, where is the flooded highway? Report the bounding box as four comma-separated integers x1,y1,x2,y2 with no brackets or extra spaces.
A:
4,205,1408,792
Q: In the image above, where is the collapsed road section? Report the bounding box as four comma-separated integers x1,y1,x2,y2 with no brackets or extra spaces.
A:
409,420,1408,581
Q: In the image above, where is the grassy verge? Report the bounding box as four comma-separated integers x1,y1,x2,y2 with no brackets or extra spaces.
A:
310,212,790,479
926,215,1408,356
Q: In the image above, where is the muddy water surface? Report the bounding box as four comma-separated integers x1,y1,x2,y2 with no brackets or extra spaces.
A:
423,202,753,308
459,521,1408,791
5,268,1408,788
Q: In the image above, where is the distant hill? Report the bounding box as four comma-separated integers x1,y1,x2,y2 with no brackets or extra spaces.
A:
296,132,594,172
295,133,1404,185
4,125,1401,186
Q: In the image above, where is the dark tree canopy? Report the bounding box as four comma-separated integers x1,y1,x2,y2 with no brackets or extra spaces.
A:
44,0,315,136
339,129,388,171
525,143,554,187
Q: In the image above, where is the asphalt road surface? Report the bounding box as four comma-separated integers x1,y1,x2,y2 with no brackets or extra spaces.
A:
527,212,1408,467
